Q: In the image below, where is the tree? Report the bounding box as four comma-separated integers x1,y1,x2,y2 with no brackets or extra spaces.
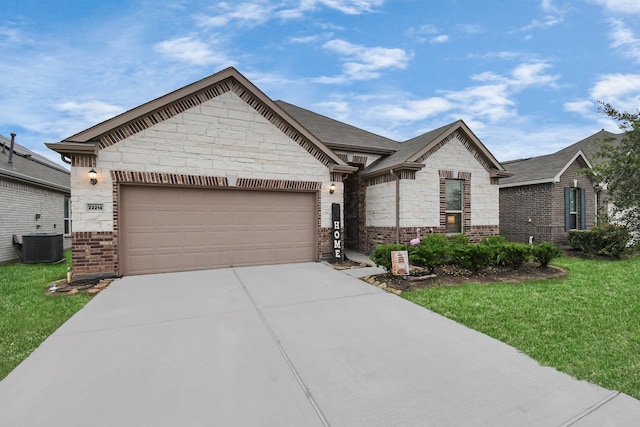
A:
593,102,640,236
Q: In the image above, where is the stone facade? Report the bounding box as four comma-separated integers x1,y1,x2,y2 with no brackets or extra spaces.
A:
70,91,341,276
356,133,501,253
500,159,596,245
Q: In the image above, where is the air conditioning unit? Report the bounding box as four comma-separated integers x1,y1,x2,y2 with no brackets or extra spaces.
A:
21,233,63,263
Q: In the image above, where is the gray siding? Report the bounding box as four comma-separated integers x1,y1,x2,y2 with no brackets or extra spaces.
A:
0,177,70,263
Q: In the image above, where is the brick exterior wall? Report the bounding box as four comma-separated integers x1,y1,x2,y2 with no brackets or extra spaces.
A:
0,177,70,263
500,159,596,245
71,231,116,277
361,226,499,254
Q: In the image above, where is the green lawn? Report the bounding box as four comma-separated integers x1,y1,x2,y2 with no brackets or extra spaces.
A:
403,255,640,399
0,250,93,380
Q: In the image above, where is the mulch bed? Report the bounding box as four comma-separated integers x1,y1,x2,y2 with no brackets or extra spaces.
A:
360,262,567,293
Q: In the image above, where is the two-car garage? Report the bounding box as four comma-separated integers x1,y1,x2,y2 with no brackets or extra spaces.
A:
119,186,317,276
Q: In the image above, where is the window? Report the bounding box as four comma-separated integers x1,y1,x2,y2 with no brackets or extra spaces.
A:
569,189,578,230
64,196,72,234
445,179,463,233
565,187,586,231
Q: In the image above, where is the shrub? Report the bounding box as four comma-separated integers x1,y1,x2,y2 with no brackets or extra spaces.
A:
531,242,562,267
479,235,507,246
496,243,531,270
409,234,451,273
370,243,408,272
568,230,591,253
448,234,470,246
479,235,508,265
590,223,631,257
569,223,631,257
452,244,492,273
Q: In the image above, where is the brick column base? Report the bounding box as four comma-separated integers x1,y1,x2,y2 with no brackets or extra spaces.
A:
71,231,117,279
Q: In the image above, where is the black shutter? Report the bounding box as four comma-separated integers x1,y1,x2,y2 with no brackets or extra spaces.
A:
580,188,587,230
564,187,571,232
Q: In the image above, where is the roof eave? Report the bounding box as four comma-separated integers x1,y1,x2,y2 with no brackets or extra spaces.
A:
490,169,513,178
0,168,70,193
360,162,426,179
325,142,397,155
499,178,556,188
45,141,99,157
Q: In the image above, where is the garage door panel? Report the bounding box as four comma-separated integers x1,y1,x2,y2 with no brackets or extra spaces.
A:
120,186,316,275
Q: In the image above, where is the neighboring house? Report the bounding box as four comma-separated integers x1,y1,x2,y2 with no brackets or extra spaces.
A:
0,134,71,263
499,130,623,245
46,67,509,278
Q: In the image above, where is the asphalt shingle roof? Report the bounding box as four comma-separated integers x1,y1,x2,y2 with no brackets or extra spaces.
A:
0,135,70,191
275,101,399,153
500,129,624,186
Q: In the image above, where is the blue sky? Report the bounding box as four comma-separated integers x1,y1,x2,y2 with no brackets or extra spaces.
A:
1,0,639,166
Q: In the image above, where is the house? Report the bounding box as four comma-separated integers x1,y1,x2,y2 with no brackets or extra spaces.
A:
498,130,623,245
0,134,71,263
46,67,509,278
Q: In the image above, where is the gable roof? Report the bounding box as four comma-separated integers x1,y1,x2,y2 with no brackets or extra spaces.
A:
1,134,70,192
500,150,592,188
362,120,509,178
274,101,398,154
554,129,624,164
499,129,623,188
46,67,355,174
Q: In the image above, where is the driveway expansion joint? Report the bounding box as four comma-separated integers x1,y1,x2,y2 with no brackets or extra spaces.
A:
232,269,331,427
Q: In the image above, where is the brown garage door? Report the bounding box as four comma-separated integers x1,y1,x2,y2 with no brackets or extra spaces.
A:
120,186,317,275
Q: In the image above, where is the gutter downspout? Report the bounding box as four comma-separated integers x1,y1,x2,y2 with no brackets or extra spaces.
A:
390,169,400,244
8,133,16,164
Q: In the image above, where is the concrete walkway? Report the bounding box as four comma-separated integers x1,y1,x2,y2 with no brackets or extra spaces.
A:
1,262,639,426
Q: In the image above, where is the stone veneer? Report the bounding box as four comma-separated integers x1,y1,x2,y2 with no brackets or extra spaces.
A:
66,86,348,276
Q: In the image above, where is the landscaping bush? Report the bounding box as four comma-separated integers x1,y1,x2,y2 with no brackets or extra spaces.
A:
569,223,631,257
452,243,492,273
495,242,531,269
370,243,408,272
479,235,508,265
448,234,470,246
590,223,631,257
531,242,562,267
409,234,451,273
568,230,591,254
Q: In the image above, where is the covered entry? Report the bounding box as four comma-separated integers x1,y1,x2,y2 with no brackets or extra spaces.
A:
120,186,317,275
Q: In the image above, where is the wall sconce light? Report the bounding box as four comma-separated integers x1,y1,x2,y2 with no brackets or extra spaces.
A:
329,182,336,194
89,168,98,185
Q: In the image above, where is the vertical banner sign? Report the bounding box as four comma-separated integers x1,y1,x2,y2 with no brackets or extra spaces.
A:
332,203,342,260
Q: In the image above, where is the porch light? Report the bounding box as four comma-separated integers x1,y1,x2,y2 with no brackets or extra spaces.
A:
329,182,336,194
89,168,98,185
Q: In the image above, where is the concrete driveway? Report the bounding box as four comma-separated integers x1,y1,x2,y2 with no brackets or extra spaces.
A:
1,262,639,426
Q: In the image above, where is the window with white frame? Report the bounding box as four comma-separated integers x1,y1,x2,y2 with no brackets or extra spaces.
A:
64,196,72,234
445,179,463,233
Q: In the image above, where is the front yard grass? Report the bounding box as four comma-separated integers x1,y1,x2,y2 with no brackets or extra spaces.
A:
403,255,640,400
0,250,93,380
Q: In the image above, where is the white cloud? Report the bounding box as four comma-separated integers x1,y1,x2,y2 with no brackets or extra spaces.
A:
590,0,640,14
406,24,449,44
319,0,384,14
315,39,411,82
56,101,124,125
431,34,449,44
154,37,235,66
517,0,565,32
608,18,640,62
564,73,640,126
195,2,274,27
